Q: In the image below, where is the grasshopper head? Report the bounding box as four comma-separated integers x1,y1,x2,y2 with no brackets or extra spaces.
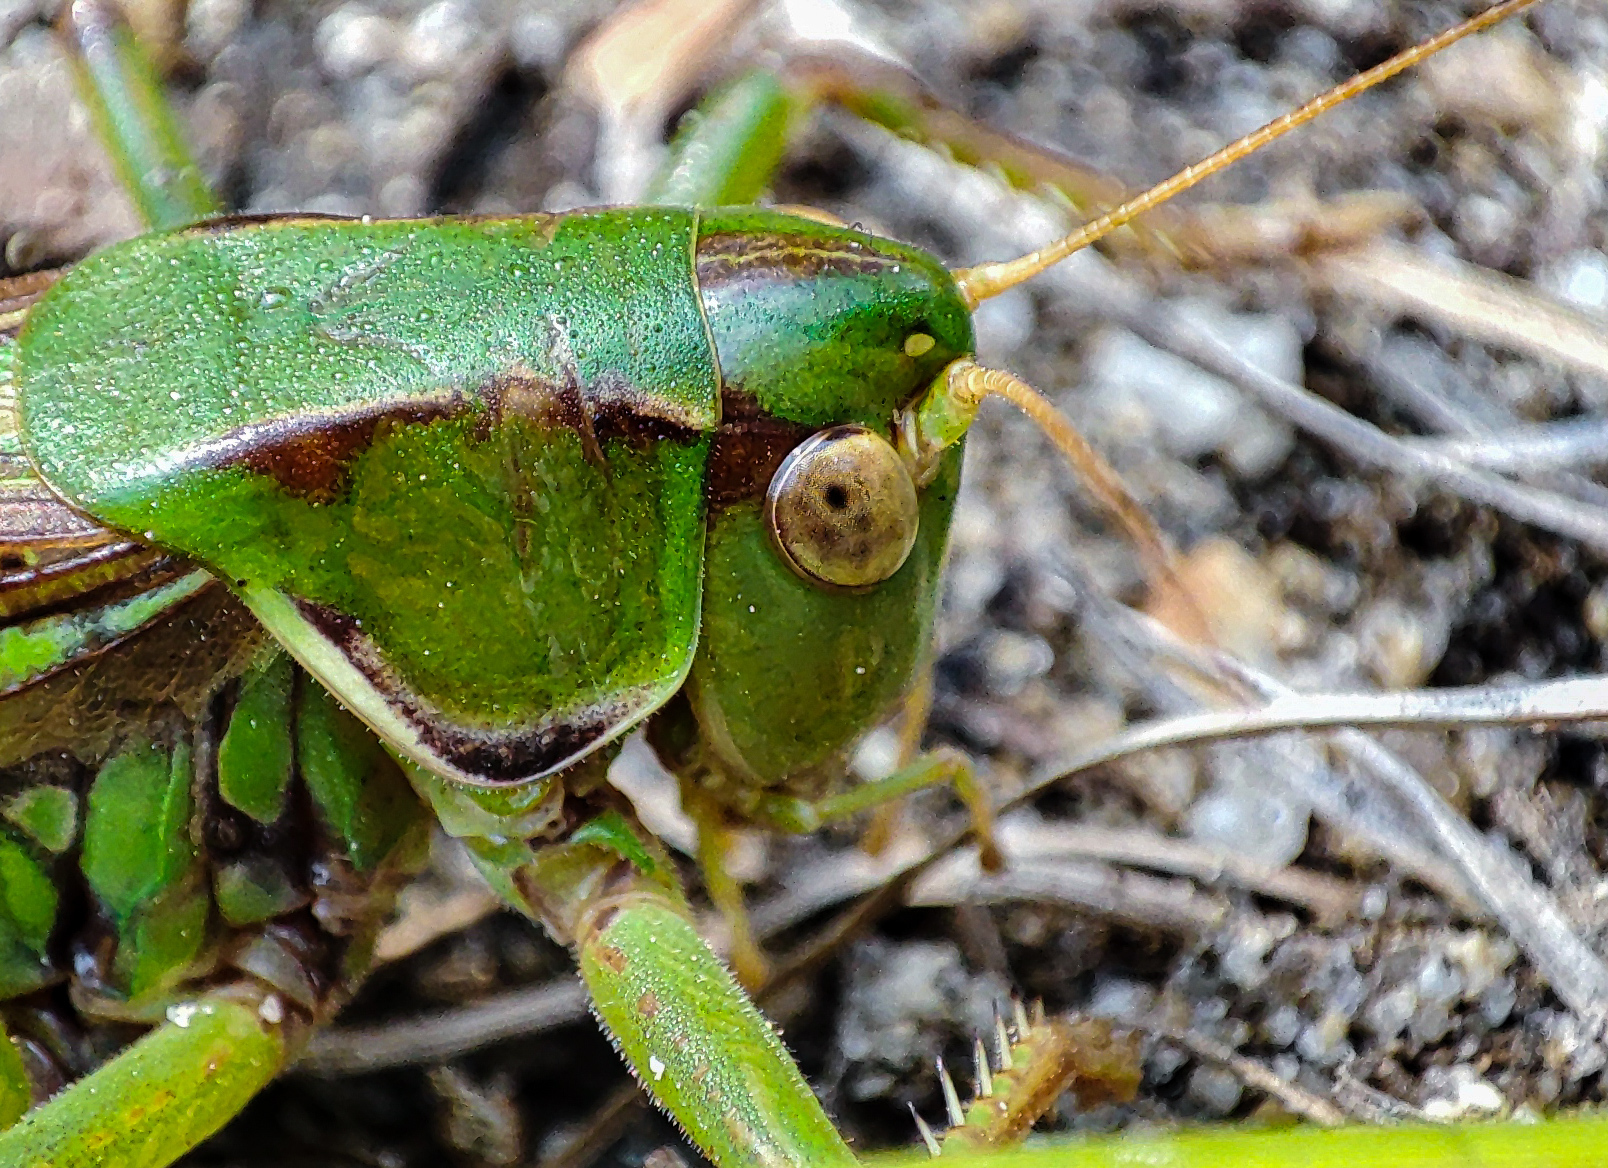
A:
676,211,974,790
694,208,974,432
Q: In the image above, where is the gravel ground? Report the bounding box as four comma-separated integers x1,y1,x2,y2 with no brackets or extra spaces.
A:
5,0,1608,1164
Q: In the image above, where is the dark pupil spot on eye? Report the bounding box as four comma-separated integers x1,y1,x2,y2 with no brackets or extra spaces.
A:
824,483,850,510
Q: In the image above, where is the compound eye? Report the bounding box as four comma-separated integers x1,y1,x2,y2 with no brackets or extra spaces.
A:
765,425,920,591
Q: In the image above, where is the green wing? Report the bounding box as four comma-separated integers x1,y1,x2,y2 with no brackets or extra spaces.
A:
15,211,718,785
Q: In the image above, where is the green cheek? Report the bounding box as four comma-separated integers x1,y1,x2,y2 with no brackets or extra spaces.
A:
688,446,962,785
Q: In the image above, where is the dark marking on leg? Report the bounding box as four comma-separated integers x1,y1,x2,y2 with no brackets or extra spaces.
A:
596,944,628,975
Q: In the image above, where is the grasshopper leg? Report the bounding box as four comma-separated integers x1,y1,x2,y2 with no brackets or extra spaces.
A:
684,793,771,989
0,1013,29,1131
466,801,858,1168
0,991,284,1168
685,741,1003,992
58,0,221,231
780,50,1417,268
860,664,935,857
757,746,1004,871
638,29,1412,262
644,69,801,208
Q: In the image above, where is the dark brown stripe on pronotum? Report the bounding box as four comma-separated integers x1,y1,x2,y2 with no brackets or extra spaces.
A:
211,362,709,501
295,599,644,785
695,231,896,289
482,364,709,468
212,393,472,502
706,389,816,510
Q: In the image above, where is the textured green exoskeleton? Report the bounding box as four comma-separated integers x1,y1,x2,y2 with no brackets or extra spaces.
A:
0,6,974,1156
1,204,967,1163
0,1,1563,1165
15,207,968,792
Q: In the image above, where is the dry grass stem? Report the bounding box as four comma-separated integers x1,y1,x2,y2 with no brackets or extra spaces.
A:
1035,589,1608,1026
1150,1023,1349,1126
1317,243,1608,383
299,981,590,1075
1117,299,1608,556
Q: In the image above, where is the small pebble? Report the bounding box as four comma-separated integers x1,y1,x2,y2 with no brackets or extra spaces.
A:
1421,1066,1507,1120
315,6,397,80
1263,1005,1302,1048
1362,984,1417,1040
402,1,486,79
1538,248,1608,315
1186,1064,1243,1116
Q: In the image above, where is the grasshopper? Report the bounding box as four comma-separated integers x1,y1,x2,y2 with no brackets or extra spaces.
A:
0,0,1598,1164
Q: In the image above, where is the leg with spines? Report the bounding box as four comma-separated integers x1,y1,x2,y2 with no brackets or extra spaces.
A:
686,792,772,989
910,1002,1141,1158
406,776,863,1168
670,745,1006,992
0,20,438,1105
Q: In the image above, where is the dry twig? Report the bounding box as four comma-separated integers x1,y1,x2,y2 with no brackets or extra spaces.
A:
1117,297,1608,556
1316,244,1608,383
1149,1022,1348,1126
1031,589,1608,1029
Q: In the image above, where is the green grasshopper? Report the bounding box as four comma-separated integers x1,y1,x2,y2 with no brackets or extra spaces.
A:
0,0,1585,1164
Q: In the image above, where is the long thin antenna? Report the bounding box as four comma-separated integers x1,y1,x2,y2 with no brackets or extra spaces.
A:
953,0,1542,306
901,359,1214,642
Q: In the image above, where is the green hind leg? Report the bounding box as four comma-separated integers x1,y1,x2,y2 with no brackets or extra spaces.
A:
642,50,1408,267
641,54,1131,221
0,993,283,1167
0,1014,28,1129
644,69,802,207
639,55,1131,224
